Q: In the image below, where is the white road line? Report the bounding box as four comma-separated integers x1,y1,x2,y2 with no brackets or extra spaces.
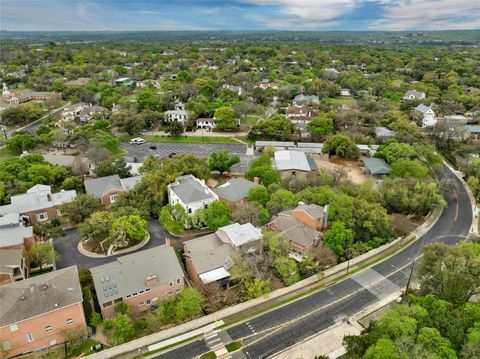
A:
454,199,459,221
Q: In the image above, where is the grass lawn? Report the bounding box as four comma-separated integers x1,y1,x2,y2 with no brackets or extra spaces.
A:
241,115,259,126
326,97,356,104
110,146,128,156
141,135,239,145
200,341,242,359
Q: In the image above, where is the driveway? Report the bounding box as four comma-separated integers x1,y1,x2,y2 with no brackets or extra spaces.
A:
120,142,253,172
53,218,168,269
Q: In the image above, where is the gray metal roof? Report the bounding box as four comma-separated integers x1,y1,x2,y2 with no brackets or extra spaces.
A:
274,150,313,172
415,104,432,113
214,178,258,203
255,141,295,148
168,175,217,204
269,213,320,247
362,158,391,175
0,266,83,327
84,175,142,198
90,246,184,305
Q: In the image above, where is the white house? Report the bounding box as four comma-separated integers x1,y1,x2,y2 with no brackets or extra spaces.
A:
167,175,218,216
222,84,244,96
164,103,189,125
404,90,426,100
415,104,437,128
196,118,216,130
340,88,351,97
293,94,320,107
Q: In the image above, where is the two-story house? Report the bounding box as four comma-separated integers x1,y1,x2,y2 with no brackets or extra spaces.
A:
84,174,142,206
91,246,185,319
167,175,218,216
414,104,437,128
164,103,189,125
0,266,87,358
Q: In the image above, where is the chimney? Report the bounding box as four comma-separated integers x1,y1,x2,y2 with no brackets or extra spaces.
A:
253,177,260,185
47,193,52,202
323,205,329,229
145,274,157,286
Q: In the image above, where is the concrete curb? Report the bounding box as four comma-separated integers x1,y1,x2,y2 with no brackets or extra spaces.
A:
77,233,150,258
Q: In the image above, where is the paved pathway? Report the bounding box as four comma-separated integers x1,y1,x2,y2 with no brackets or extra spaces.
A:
54,218,168,269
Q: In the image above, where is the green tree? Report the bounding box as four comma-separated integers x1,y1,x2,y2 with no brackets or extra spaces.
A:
416,327,457,359
111,313,135,345
306,114,334,140
6,133,37,153
232,202,269,226
323,221,353,258
61,176,84,192
364,339,400,359
167,121,184,137
266,189,296,214
391,159,429,179
245,155,280,187
243,278,270,300
174,288,205,322
110,215,147,246
248,114,297,141
136,89,161,111
377,141,416,164
418,242,480,304
62,194,102,224
323,134,360,159
94,158,132,178
159,204,187,234
247,185,270,207
110,110,146,135
273,257,300,286
208,150,240,173
203,201,231,231
33,222,65,241
214,107,238,131
27,241,60,270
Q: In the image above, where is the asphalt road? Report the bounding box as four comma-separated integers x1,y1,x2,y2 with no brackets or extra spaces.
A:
53,218,168,269
153,165,473,359
120,142,253,172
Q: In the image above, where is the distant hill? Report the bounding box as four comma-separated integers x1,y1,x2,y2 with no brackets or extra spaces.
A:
1,30,479,45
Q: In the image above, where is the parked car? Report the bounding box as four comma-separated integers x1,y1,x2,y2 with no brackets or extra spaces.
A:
129,138,146,145
149,145,157,150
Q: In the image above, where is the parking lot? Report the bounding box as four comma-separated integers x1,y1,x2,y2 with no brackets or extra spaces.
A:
121,142,253,172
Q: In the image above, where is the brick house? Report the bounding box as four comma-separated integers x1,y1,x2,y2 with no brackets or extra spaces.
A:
0,266,87,358
183,223,262,287
213,178,259,209
84,174,142,206
267,203,325,261
0,249,29,286
90,246,185,319
0,185,76,226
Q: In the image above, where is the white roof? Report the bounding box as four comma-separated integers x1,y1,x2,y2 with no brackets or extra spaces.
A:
199,267,230,284
274,150,312,171
127,162,143,176
217,223,262,248
0,213,33,248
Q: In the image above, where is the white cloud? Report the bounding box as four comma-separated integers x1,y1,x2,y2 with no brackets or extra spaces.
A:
371,0,480,30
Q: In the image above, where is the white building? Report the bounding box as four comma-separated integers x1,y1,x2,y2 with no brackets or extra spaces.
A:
404,90,426,100
167,175,218,216
164,104,189,125
222,84,244,96
292,94,320,107
415,104,437,128
196,118,216,130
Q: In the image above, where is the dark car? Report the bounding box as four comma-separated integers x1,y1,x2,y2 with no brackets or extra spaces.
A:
149,145,157,150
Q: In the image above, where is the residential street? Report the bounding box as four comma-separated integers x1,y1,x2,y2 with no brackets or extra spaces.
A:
152,164,473,359
53,218,168,269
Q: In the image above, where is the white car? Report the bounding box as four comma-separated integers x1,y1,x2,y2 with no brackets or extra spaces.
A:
129,137,146,145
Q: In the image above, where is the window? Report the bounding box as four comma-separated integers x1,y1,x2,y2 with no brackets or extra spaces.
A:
110,194,118,203
168,291,174,296
49,339,57,346
103,302,112,308
66,319,74,325
176,278,181,285
139,302,145,306
126,294,131,299
145,288,151,293
176,289,181,293
139,290,144,294
25,332,34,342
188,208,192,214
146,299,152,305
2,341,11,350
36,212,48,222
113,298,122,304
9,324,18,332
44,326,53,333
132,292,138,297
169,281,173,287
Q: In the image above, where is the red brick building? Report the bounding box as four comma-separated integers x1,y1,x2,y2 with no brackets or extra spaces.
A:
84,174,142,207
0,266,87,358
91,246,185,319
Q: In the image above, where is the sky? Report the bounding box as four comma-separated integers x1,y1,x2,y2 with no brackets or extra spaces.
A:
1,0,479,32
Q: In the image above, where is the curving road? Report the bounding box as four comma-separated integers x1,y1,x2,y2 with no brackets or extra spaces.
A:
153,165,473,359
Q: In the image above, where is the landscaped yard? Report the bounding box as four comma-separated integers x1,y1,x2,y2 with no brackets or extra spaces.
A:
0,146,16,160
326,97,356,104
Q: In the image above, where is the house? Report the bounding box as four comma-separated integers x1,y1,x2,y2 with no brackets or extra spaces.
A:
0,248,29,285
63,78,90,87
414,104,437,128
465,125,480,140
267,203,325,261
255,81,279,90
292,94,320,107
60,102,89,122
214,178,259,207
126,162,143,176
84,174,142,206
274,150,317,180
285,105,317,124
340,88,351,97
136,79,161,89
375,127,396,142
167,175,218,216
0,213,34,250
362,158,391,177
164,107,189,125
222,84,244,96
403,90,426,100
196,118,216,131
183,223,261,286
0,266,87,358
90,246,185,319
0,185,77,226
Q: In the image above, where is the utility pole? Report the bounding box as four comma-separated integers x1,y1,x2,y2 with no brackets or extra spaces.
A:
406,258,416,291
